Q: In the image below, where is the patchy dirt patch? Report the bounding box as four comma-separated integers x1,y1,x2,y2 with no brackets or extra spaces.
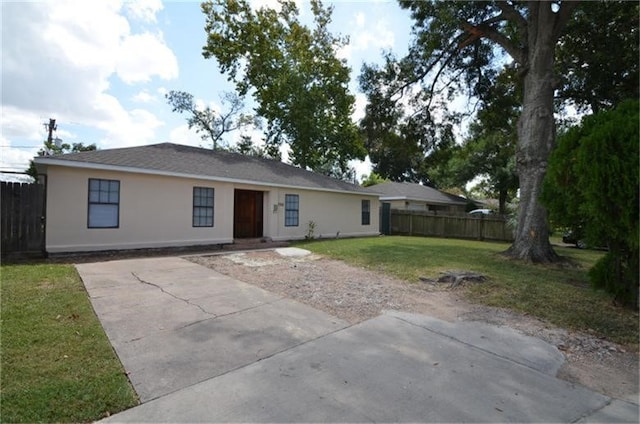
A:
187,249,639,402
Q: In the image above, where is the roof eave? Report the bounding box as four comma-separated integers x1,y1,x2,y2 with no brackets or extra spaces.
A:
379,195,466,205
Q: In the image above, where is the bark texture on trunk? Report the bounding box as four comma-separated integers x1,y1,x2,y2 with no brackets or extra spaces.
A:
504,3,560,263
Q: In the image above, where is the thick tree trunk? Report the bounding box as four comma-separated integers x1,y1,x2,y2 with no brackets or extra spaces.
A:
504,9,560,263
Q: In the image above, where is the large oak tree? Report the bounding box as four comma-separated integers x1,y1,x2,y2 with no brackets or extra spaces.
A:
361,1,581,262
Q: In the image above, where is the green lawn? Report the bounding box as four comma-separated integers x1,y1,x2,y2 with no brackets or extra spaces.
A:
296,236,639,346
1,264,138,423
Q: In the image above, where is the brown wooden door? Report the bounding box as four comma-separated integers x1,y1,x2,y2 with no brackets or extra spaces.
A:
233,190,263,238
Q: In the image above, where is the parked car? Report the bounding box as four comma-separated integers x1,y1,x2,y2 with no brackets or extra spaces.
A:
562,229,587,249
468,209,493,216
562,228,608,250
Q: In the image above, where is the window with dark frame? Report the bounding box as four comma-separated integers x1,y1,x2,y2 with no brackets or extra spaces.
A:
193,187,214,227
362,199,371,225
284,194,299,227
88,178,120,228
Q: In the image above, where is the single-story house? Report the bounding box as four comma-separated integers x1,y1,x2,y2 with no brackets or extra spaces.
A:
34,143,379,253
364,181,472,215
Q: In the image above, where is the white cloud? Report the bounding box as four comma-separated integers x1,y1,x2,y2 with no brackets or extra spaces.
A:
352,92,368,123
116,32,178,84
193,98,223,115
336,13,394,62
125,0,164,23
0,107,45,142
349,155,372,183
336,44,352,61
249,0,304,13
132,90,157,103
351,15,395,52
0,133,39,172
168,124,205,148
97,106,165,149
250,0,281,11
1,0,178,168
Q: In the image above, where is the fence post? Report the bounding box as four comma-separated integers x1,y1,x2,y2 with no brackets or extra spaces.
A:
409,212,413,236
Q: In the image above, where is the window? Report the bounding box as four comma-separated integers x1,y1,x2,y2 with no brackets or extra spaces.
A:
361,199,371,225
193,187,214,227
284,194,299,227
88,178,120,228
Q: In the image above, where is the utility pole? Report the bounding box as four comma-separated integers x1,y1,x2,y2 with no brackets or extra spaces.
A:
45,118,56,144
43,118,57,155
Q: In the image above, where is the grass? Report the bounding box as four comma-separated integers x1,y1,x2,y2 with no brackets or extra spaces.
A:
1,264,138,423
296,236,639,347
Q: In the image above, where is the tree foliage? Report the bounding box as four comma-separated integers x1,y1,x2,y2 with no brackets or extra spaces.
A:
201,0,365,177
360,172,388,188
165,90,256,150
443,67,520,214
230,135,281,160
543,100,639,308
26,140,96,179
555,1,639,113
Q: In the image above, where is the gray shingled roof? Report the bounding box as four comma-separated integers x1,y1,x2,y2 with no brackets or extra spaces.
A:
364,181,468,205
35,143,373,194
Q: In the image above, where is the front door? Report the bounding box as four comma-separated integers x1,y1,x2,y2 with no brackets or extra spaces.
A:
233,190,263,238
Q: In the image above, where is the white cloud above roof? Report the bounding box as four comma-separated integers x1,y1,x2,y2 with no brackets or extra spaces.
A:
125,0,164,23
1,0,178,170
116,32,178,83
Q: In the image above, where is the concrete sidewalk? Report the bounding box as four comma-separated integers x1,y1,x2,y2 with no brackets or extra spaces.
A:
76,257,639,423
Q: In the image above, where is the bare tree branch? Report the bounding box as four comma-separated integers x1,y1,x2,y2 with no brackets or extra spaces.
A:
166,90,255,150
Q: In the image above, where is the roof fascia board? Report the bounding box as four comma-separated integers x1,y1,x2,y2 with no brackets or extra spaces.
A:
379,195,465,205
35,158,378,197
379,196,408,201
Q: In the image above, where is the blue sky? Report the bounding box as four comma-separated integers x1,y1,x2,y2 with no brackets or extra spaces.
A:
1,0,413,179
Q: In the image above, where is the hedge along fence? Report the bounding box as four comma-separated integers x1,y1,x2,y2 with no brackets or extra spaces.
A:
389,209,514,242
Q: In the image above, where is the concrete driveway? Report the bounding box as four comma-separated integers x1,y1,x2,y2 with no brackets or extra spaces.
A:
76,256,638,423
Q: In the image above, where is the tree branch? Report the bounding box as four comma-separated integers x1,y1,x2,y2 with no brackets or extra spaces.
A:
425,52,463,110
391,36,463,101
497,1,527,36
462,22,525,65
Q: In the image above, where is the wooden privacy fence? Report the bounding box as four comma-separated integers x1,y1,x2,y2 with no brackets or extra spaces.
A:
1,182,45,257
387,209,514,242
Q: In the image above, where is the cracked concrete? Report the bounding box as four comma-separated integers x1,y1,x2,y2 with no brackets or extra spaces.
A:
76,256,638,423
131,271,216,317
76,257,348,402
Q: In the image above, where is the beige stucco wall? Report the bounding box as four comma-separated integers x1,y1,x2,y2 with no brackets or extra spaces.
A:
267,187,379,241
44,166,379,253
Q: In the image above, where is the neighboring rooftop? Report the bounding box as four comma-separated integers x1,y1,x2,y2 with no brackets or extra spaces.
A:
364,181,470,205
34,143,371,194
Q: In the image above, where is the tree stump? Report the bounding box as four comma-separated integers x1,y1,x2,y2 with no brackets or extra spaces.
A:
419,270,488,288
